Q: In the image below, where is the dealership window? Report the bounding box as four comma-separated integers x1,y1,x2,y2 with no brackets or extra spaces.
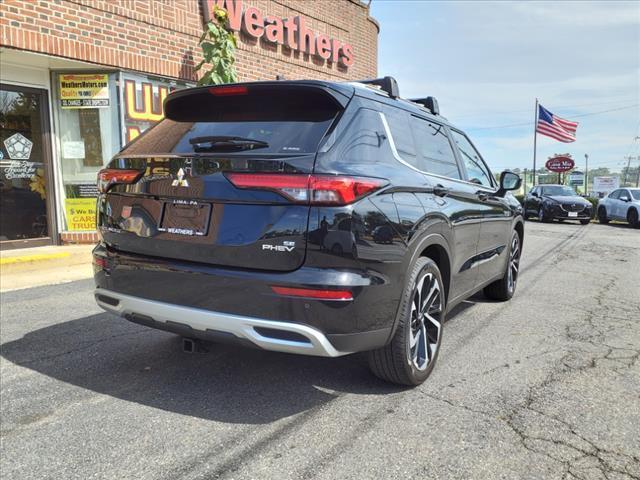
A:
121,73,190,144
53,72,120,231
52,72,191,232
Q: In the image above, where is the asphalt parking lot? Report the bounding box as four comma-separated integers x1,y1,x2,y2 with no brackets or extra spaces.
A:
1,221,639,480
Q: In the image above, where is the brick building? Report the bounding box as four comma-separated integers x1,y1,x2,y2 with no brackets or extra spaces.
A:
0,0,379,248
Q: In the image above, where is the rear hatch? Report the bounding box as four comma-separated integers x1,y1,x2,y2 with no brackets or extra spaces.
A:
98,83,350,271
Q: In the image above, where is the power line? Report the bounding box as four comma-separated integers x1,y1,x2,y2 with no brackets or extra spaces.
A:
453,96,638,119
465,104,639,131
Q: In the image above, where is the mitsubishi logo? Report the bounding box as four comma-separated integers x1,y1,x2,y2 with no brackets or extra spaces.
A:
172,168,189,187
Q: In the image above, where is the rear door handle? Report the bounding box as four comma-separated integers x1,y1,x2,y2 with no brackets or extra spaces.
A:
433,184,451,197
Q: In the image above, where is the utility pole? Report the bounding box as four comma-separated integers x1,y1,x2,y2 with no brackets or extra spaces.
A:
623,156,637,186
584,154,589,196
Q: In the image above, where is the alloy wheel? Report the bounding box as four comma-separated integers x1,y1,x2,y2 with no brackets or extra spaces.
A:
409,272,442,371
507,233,520,294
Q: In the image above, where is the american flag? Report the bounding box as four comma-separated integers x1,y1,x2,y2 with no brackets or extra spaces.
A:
536,104,578,143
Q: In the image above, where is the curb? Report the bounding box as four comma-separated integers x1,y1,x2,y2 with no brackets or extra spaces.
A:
0,246,94,276
0,252,71,266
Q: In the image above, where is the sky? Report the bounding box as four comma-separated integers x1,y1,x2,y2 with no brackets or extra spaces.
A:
369,0,640,174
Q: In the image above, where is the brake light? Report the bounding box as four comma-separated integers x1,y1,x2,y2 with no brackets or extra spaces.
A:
208,85,248,96
97,169,142,193
271,286,353,301
225,173,386,205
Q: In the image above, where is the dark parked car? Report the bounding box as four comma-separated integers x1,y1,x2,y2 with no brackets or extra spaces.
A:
93,77,524,386
523,184,592,224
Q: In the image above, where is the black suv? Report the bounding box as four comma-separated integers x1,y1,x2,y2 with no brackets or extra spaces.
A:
524,184,592,224
93,77,524,386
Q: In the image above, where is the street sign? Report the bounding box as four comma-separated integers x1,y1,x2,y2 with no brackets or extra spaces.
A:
569,171,584,186
545,154,575,173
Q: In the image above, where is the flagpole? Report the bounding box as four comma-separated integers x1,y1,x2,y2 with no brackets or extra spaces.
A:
532,98,539,186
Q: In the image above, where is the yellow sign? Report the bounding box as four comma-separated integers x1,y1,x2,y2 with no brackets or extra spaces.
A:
59,73,110,109
65,198,97,231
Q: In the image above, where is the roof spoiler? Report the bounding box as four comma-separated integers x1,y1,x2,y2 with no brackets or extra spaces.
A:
409,97,440,115
355,76,400,99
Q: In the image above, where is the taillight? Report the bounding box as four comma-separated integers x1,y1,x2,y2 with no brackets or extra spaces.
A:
97,169,142,193
271,286,353,301
93,255,109,271
225,173,386,205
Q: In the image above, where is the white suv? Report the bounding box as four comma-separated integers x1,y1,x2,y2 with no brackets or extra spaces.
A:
597,188,640,228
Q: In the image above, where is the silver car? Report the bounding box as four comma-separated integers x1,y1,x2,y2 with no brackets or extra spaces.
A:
597,188,640,228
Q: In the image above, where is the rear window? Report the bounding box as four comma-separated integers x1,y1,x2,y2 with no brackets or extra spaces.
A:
119,86,341,156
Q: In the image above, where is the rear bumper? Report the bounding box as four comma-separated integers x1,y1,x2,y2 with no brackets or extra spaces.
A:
96,288,352,357
93,243,398,355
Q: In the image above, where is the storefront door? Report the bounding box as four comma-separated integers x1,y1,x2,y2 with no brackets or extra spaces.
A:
0,84,56,249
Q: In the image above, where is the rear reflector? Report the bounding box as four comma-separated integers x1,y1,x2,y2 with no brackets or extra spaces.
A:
226,173,386,205
271,286,353,301
208,86,249,96
97,169,142,193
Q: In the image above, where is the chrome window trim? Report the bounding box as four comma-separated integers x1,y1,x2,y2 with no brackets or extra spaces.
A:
378,111,498,192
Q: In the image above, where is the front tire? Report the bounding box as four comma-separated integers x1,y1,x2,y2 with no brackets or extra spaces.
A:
484,230,521,301
539,206,551,223
368,257,444,386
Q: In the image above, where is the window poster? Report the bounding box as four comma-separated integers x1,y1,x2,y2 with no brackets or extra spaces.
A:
59,73,110,109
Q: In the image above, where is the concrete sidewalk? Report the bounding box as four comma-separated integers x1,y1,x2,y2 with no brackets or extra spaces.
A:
0,244,95,292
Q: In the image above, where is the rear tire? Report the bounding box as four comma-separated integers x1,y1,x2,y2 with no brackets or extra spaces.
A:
598,207,609,224
628,208,640,228
368,257,444,386
484,230,521,301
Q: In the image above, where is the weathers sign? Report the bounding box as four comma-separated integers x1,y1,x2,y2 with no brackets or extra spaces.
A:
202,0,354,67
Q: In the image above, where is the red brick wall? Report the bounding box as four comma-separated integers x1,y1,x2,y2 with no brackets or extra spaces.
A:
0,0,378,82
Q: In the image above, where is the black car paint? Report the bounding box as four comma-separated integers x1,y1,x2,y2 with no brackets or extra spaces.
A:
94,80,524,353
524,185,592,221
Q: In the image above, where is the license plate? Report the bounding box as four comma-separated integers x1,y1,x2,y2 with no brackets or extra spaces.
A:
159,200,211,236
568,211,578,217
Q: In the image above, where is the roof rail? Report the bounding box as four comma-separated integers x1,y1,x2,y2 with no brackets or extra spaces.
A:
355,76,400,99
409,97,440,115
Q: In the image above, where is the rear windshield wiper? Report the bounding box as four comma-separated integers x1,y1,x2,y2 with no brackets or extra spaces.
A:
189,136,269,152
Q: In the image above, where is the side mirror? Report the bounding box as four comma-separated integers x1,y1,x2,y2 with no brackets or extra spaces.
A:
620,195,630,202
497,170,522,196
531,191,539,197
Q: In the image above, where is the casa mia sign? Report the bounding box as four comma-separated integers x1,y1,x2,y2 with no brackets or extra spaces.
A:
202,0,355,68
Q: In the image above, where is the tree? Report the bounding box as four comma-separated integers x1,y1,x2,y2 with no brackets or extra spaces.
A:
195,6,238,85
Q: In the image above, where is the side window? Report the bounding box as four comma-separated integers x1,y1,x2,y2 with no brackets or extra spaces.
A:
530,187,538,196
450,130,494,188
383,107,419,167
609,190,620,200
409,116,461,179
330,108,392,164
